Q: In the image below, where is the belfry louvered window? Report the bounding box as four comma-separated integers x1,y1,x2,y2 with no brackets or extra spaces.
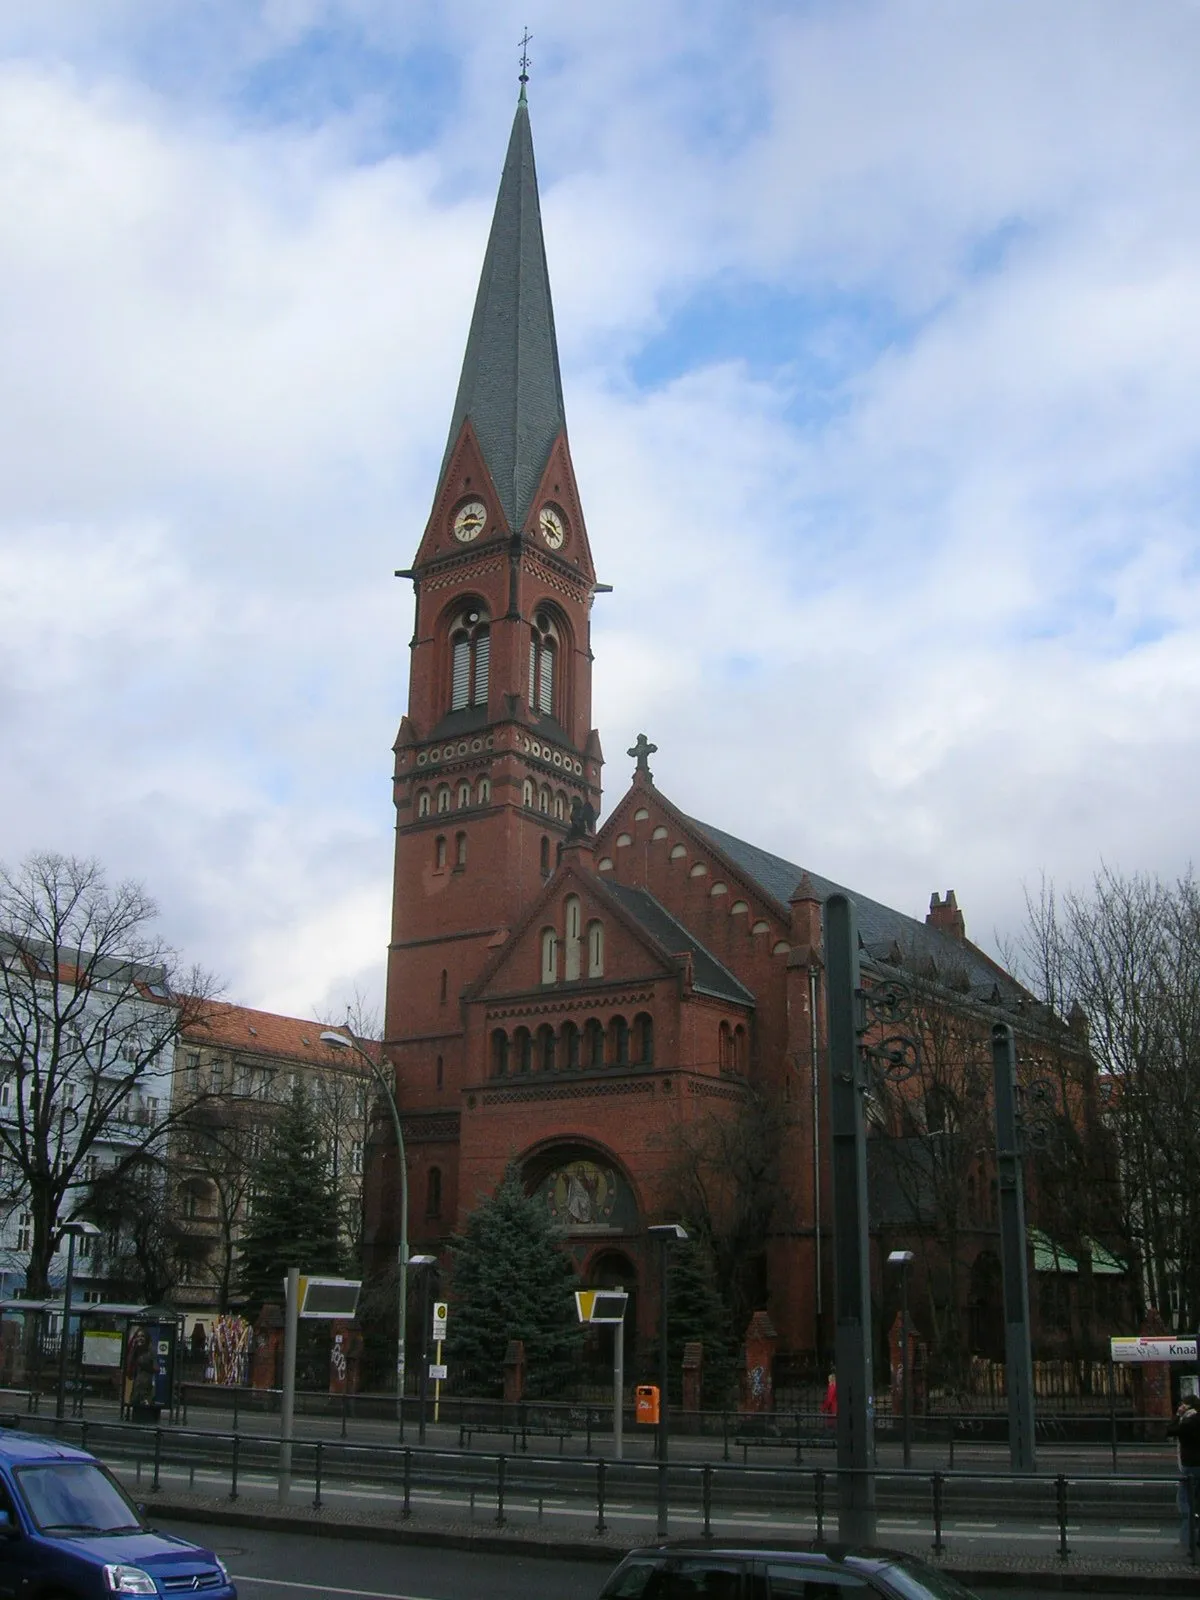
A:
529,610,559,717
450,607,490,711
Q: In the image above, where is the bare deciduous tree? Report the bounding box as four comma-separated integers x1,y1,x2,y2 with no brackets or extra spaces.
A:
0,851,218,1296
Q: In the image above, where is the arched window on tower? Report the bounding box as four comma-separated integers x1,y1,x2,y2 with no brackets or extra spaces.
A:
477,776,491,804
538,1024,556,1072
610,1015,629,1066
540,836,551,876
528,610,559,717
457,781,470,808
449,604,490,711
426,1166,442,1218
523,778,534,807
417,791,431,818
584,1018,605,1070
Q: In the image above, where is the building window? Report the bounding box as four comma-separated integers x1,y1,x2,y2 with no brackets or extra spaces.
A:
77,1232,93,1260
610,1015,629,1066
458,782,471,808
16,1213,31,1252
435,835,447,869
541,928,558,985
587,920,604,978
418,791,431,818
523,778,534,807
455,831,467,868
211,1061,224,1096
538,1024,556,1072
436,1054,444,1090
585,1019,605,1069
477,776,491,803
635,1012,654,1065
564,895,582,980
437,786,450,814
491,1030,509,1078
440,969,448,1004
540,836,550,875
515,1028,533,1074
719,1022,732,1073
450,606,490,711
529,611,558,716
554,793,566,820
561,1021,580,1070
733,1024,746,1074
351,1139,363,1175
426,1166,442,1218
0,1082,10,1110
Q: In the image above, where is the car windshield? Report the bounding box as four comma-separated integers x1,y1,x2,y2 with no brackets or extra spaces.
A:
879,1561,981,1600
16,1461,143,1536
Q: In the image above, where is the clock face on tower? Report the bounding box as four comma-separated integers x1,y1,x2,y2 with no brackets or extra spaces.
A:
453,500,487,542
538,505,566,549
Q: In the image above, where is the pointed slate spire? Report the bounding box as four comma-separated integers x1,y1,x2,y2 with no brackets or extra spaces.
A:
438,96,566,534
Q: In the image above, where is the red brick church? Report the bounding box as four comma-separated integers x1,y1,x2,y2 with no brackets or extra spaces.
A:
370,87,1092,1368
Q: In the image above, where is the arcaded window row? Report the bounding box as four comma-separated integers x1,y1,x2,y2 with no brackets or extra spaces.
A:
491,1013,654,1077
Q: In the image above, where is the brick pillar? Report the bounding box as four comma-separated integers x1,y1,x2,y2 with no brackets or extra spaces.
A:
888,1312,926,1419
251,1305,282,1390
503,1338,526,1404
682,1341,703,1413
741,1311,777,1413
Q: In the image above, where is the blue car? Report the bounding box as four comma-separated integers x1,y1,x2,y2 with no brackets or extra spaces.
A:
0,1428,235,1598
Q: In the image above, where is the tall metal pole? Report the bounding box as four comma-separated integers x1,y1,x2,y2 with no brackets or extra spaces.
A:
55,1231,77,1422
657,1237,669,1535
321,1029,408,1429
992,1022,1037,1473
418,1264,432,1445
614,1308,625,1461
823,892,876,1545
278,1265,299,1502
901,1264,911,1470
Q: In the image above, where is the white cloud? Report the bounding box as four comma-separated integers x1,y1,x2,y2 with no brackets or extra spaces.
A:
1,1,1199,1014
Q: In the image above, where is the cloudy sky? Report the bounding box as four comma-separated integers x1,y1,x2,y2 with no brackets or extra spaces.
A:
1,1,1198,1019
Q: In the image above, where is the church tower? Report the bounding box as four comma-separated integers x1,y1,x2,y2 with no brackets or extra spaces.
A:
383,87,603,1242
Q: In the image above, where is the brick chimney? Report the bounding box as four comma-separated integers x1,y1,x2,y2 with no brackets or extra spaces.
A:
926,890,966,941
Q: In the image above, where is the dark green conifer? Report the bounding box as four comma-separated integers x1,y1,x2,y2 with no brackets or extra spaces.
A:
446,1165,582,1396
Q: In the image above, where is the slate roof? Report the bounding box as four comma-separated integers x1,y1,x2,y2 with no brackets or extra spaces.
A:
603,882,755,1007
688,816,1025,1002
438,95,566,534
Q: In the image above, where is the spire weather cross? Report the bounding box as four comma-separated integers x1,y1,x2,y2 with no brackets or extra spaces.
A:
519,28,532,89
629,733,657,780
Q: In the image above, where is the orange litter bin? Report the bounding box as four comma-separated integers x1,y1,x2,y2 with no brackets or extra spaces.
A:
635,1384,660,1424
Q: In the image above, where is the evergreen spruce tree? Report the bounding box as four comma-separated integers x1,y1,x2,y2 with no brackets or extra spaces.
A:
446,1166,582,1397
666,1237,738,1407
237,1082,345,1316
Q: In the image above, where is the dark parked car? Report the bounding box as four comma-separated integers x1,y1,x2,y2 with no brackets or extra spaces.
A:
598,1541,980,1600
0,1426,235,1598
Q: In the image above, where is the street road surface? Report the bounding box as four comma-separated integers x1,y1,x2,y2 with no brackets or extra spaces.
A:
151,1520,1170,1600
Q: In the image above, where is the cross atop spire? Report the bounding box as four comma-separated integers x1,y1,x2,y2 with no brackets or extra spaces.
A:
518,28,532,102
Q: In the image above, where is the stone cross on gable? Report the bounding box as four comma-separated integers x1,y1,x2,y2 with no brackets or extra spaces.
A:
628,733,657,781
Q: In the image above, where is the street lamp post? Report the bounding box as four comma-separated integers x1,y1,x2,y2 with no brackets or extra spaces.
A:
56,1220,100,1421
408,1254,437,1444
887,1250,915,1469
648,1221,688,1537
320,1027,410,1430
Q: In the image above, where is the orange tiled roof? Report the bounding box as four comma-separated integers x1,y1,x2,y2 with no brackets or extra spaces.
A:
182,1002,380,1068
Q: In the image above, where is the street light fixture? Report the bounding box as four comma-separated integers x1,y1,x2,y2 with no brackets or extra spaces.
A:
408,1254,438,1444
56,1220,100,1421
647,1221,688,1536
887,1249,915,1469
320,1026,410,1428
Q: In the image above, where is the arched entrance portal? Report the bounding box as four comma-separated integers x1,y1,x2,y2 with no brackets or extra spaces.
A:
521,1144,642,1393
